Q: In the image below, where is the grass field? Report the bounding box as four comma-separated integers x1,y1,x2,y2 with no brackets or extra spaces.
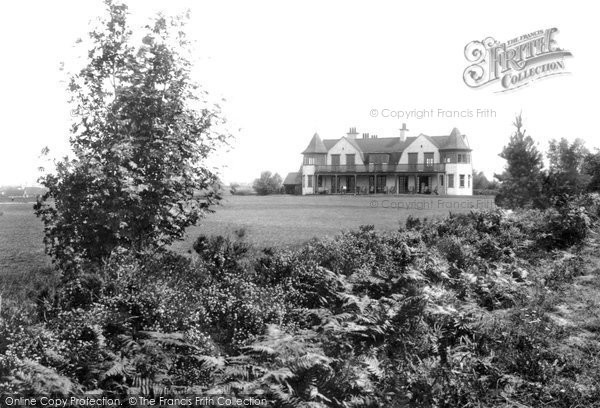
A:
0,194,494,278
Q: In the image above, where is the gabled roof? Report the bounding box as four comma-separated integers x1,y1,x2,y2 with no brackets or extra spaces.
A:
322,136,418,154
283,172,301,185
309,128,471,155
322,137,368,161
302,133,328,154
408,130,471,151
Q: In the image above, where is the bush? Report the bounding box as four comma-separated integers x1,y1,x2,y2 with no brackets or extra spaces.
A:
3,205,599,405
230,187,256,196
473,189,499,196
534,198,592,250
252,171,282,195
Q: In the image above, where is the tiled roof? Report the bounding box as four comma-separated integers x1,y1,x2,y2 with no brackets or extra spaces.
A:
283,172,301,185
323,139,337,150
302,133,328,154
322,136,416,154
437,128,471,150
354,136,416,153
314,128,471,155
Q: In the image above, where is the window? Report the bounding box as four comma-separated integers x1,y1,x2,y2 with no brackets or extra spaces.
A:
439,175,444,186
457,153,470,163
376,175,387,193
408,152,418,169
304,155,326,165
424,152,434,167
448,174,454,188
398,176,407,193
468,175,471,188
441,153,454,163
318,175,323,188
308,175,313,188
346,154,355,165
459,174,465,188
331,154,340,166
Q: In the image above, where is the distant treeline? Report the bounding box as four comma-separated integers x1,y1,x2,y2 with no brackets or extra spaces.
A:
0,186,47,201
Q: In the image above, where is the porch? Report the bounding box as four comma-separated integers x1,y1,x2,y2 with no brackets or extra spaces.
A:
314,173,446,195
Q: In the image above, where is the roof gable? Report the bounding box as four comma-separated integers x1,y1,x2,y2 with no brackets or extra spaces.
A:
325,137,365,161
402,133,442,152
308,127,471,155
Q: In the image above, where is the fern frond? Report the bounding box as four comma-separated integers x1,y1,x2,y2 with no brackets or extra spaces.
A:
191,355,226,369
260,367,295,384
361,356,384,380
102,359,131,380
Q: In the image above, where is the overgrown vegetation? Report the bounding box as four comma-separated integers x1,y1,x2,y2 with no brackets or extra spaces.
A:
2,197,599,406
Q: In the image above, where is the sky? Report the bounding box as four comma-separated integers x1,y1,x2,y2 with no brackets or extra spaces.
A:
1,0,598,186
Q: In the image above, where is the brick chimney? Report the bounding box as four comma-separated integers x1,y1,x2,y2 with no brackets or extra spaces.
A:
362,132,369,139
346,127,358,139
399,123,409,142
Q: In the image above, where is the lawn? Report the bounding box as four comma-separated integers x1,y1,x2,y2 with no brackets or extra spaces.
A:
0,202,54,299
169,194,495,251
0,194,495,277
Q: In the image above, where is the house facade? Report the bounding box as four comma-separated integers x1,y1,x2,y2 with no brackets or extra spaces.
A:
288,125,473,196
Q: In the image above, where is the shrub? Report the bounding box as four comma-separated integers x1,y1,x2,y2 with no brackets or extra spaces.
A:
537,200,592,249
3,205,599,404
229,183,240,195
473,189,499,196
252,171,282,195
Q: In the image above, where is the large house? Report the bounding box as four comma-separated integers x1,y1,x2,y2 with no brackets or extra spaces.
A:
284,124,473,196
